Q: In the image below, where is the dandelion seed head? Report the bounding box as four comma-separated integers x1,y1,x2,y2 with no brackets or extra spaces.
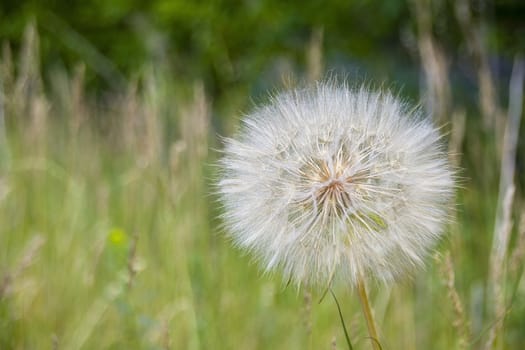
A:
218,82,455,289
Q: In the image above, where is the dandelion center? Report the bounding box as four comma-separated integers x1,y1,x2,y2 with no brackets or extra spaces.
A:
304,156,354,217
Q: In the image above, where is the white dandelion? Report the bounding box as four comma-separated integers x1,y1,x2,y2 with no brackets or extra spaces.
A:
218,82,454,290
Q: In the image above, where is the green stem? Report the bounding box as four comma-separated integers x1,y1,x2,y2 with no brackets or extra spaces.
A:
357,276,381,350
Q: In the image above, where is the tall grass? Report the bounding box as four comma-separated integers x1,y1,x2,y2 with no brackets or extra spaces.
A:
0,23,524,349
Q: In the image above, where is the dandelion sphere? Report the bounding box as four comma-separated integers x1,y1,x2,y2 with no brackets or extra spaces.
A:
218,82,454,289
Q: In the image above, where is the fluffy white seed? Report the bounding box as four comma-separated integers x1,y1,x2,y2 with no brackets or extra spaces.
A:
218,82,455,289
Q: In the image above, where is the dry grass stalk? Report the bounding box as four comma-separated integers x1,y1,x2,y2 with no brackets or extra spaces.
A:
142,71,163,164
69,64,88,135
306,27,324,83
1,42,13,91
16,23,43,101
167,140,187,207
180,81,210,161
440,251,471,349
127,232,139,290
496,56,524,205
454,0,500,134
84,235,106,287
112,71,164,166
6,24,50,150
63,278,126,349
0,66,7,169
104,73,158,167
410,0,451,125
509,209,525,277
47,63,89,147
29,94,50,151
0,234,46,298
485,186,514,350
448,108,466,168
485,56,524,350
0,45,11,174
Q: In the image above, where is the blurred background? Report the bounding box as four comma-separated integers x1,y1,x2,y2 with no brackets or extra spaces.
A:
0,0,524,349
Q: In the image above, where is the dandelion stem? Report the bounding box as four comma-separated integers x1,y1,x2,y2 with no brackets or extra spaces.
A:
357,276,381,350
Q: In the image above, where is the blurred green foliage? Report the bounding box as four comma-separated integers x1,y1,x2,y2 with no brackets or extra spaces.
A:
1,1,525,348
0,0,523,110
0,0,522,114
1,0,418,93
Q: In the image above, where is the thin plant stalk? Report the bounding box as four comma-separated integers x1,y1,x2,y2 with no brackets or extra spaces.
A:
357,277,381,350
330,289,354,350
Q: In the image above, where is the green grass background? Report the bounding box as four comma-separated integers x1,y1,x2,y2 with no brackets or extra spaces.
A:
0,14,524,350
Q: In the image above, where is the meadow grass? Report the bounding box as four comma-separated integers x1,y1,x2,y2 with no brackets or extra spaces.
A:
0,27,524,349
